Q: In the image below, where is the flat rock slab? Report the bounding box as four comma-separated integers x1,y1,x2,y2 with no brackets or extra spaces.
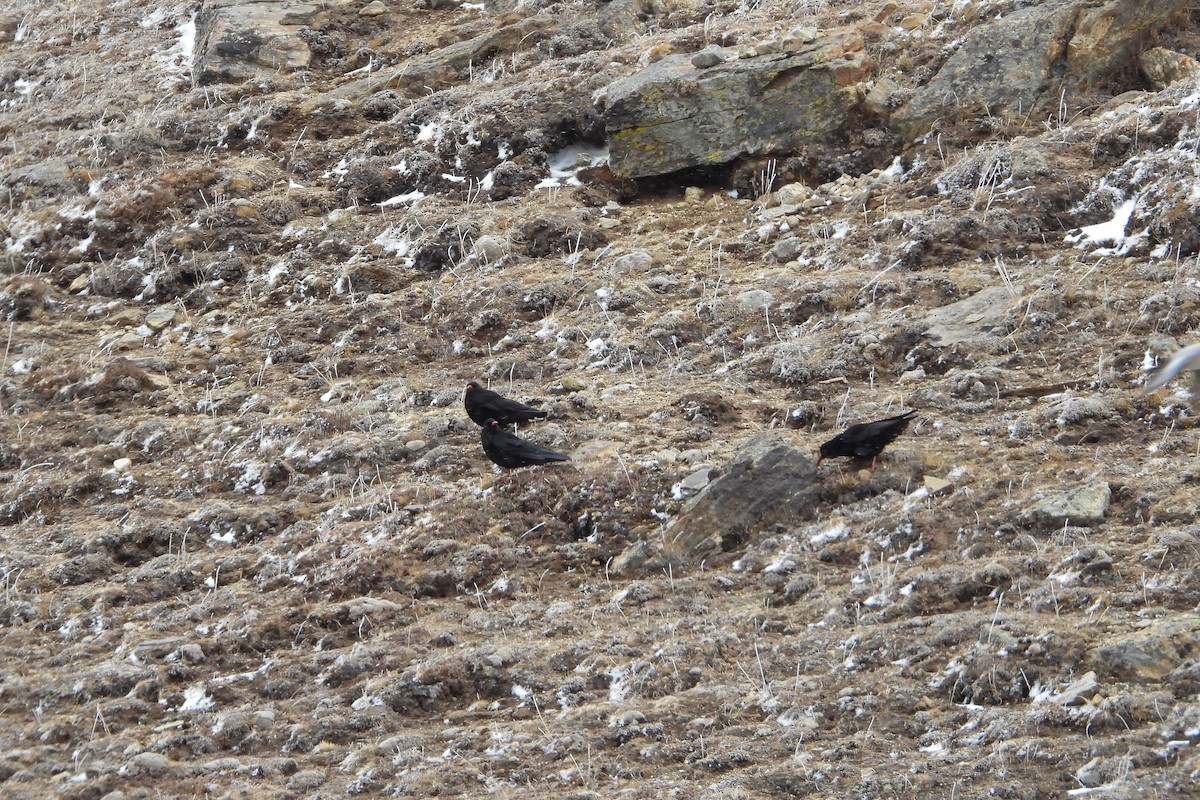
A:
664,433,818,566
922,285,1021,347
193,0,325,84
323,16,555,103
1022,481,1111,530
602,32,867,178
1092,613,1200,681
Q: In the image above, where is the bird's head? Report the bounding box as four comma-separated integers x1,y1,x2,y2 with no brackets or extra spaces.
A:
466,381,480,392
486,418,500,429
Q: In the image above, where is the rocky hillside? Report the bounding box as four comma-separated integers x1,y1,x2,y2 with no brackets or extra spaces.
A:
2,0,1200,797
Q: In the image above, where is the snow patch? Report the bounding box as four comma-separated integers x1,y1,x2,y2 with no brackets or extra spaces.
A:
179,683,215,712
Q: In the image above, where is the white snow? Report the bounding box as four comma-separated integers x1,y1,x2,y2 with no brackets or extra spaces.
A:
264,262,289,287
151,12,197,82
379,190,426,207
809,521,848,546
373,226,414,255
1067,197,1135,245
416,121,440,143
536,143,609,188
179,683,215,712
608,666,628,703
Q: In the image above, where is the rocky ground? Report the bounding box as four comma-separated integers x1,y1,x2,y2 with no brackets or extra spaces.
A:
2,0,1200,798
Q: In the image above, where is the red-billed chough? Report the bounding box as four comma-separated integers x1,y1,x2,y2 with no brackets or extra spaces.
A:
818,409,917,468
480,418,570,469
464,381,549,426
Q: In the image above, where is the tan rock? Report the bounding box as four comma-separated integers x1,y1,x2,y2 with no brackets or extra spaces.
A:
923,475,952,495
145,306,176,331
1139,46,1200,90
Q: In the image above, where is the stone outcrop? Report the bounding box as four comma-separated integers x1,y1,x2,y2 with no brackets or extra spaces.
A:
1139,47,1200,91
893,0,1191,136
381,16,554,97
663,433,818,566
1067,0,1191,85
193,0,325,84
600,32,868,178
1093,614,1200,681
315,15,555,104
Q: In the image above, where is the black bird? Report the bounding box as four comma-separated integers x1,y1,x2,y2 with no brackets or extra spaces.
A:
818,410,917,468
464,381,549,427
480,418,570,469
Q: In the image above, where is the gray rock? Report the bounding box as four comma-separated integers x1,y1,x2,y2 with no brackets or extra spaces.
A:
922,286,1020,347
663,433,818,565
193,0,324,84
1093,614,1200,681
768,237,805,262
128,751,169,775
1074,758,1105,789
611,251,653,273
861,74,903,116
773,183,810,206
894,0,1191,137
893,1,1077,136
1049,670,1100,707
675,465,716,498
609,537,667,575
473,235,511,263
602,32,867,178
1022,482,1111,529
180,643,206,664
737,289,774,313
382,17,553,97
133,636,188,659
691,46,726,69
144,306,176,331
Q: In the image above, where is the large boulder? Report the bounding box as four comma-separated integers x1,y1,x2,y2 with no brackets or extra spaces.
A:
600,32,869,178
892,0,1077,137
1067,0,1192,85
893,0,1191,137
663,433,819,566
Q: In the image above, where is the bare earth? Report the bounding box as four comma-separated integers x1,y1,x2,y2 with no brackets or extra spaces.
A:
2,1,1200,798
